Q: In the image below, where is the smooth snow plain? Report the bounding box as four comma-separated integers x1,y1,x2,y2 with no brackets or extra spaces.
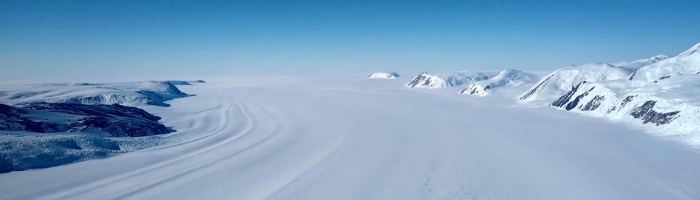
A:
2,75,700,200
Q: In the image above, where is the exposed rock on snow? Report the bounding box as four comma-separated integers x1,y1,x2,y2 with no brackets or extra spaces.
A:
548,43,700,140
460,69,538,96
0,81,190,173
368,72,400,79
629,101,680,126
519,63,633,102
0,103,171,137
406,71,496,89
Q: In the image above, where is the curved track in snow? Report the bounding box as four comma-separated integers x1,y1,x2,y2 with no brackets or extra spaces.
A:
2,76,700,200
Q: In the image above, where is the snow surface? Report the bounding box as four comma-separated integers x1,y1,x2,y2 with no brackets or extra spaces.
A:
2,75,700,200
368,72,400,79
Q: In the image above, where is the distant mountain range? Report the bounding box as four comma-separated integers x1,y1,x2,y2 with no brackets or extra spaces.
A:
399,42,700,143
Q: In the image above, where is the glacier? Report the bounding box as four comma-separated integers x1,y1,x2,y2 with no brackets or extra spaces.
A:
2,44,700,199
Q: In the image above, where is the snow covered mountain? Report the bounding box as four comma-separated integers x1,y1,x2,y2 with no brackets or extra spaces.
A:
368,72,400,79
628,43,700,83
612,55,669,71
460,69,539,96
0,81,190,107
549,43,700,142
519,63,633,102
405,71,496,89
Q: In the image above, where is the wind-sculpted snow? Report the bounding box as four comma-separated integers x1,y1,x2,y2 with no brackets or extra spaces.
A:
406,71,496,88
460,69,539,97
2,76,700,200
0,81,190,107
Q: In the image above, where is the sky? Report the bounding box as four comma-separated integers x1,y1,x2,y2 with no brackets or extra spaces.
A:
1,0,699,83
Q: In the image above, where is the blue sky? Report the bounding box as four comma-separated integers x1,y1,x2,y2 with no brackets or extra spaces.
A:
1,0,699,83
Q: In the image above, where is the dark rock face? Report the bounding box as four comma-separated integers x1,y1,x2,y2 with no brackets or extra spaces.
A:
462,85,489,95
405,72,431,88
581,95,605,111
0,103,172,137
551,82,594,111
27,102,161,121
564,87,594,111
619,95,636,110
628,70,638,80
520,73,554,100
551,81,585,107
629,101,680,126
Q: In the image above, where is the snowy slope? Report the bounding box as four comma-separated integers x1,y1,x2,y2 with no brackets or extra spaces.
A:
0,81,189,107
549,43,700,143
612,55,669,71
460,69,539,97
368,72,400,79
405,71,496,89
519,63,632,102
629,43,700,83
2,76,700,200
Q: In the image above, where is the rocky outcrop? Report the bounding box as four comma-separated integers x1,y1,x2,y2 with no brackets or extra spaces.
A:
629,101,680,126
0,103,172,137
